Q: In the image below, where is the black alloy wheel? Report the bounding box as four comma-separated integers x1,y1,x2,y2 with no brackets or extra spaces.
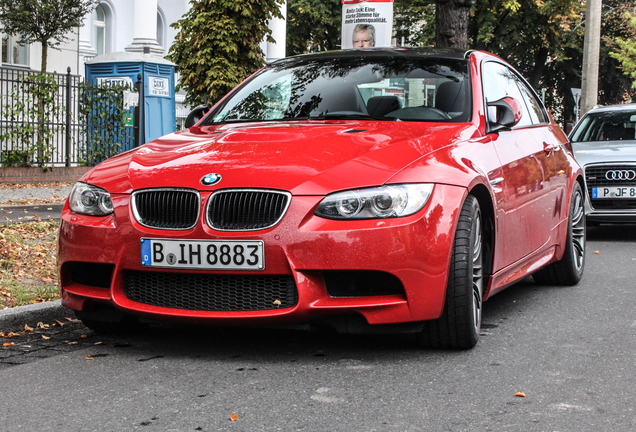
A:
419,195,483,350
533,181,586,285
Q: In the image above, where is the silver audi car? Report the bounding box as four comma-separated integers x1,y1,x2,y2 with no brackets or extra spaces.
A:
570,103,636,223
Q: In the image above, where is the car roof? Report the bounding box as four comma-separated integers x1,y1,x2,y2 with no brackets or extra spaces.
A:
586,103,636,113
268,47,472,68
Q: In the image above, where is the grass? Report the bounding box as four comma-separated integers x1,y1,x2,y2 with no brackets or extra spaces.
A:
0,220,60,308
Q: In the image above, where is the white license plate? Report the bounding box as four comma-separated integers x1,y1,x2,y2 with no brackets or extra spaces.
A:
592,186,636,199
141,238,264,270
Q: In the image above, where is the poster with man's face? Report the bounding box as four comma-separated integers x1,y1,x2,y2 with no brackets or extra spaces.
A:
341,0,394,49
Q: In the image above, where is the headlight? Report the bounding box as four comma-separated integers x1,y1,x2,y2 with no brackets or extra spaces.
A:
315,184,434,220
69,182,114,216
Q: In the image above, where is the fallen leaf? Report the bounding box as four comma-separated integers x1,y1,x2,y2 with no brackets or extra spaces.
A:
514,392,526,397
81,334,88,338
55,320,64,326
85,355,94,360
3,342,15,347
229,414,239,422
273,299,282,307
23,324,33,332
65,317,73,322
42,335,51,340
94,342,103,345
1,332,20,338
68,341,78,345
594,251,600,255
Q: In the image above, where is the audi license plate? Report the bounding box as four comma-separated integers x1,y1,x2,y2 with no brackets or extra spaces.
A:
592,186,636,199
141,238,264,270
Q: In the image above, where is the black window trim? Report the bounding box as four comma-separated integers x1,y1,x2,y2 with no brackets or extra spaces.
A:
480,59,550,130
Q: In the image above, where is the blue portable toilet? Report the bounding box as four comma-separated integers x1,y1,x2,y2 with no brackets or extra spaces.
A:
85,52,176,147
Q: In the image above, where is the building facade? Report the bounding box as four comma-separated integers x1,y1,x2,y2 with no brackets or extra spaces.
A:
2,0,287,76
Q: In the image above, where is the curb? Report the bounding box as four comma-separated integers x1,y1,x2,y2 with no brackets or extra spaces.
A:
0,300,74,331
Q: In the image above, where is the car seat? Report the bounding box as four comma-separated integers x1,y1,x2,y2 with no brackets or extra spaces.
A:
367,96,401,117
435,80,465,114
603,124,634,140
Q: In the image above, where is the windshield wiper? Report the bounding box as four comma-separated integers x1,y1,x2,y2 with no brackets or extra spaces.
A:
214,118,261,124
309,113,394,121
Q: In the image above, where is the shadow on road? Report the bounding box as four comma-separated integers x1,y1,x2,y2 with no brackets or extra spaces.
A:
587,223,636,241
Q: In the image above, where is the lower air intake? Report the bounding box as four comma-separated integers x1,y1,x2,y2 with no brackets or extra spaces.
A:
124,271,298,311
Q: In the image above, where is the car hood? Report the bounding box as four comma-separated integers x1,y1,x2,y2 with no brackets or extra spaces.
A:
82,120,476,195
573,141,636,167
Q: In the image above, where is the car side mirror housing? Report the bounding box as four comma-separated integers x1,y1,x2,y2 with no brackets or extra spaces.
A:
487,97,523,132
184,105,210,128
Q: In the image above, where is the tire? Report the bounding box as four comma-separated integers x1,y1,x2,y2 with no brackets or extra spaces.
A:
419,195,483,350
75,307,142,334
533,182,586,286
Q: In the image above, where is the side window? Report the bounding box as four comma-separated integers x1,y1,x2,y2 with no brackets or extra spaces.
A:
516,80,549,124
482,61,532,128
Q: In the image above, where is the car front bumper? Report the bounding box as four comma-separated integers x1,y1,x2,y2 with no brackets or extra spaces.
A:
58,184,466,326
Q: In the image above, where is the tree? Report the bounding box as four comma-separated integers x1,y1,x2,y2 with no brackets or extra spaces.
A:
287,0,341,56
0,0,97,73
0,0,97,166
609,10,636,90
470,0,582,90
469,0,584,124
469,0,635,126
596,0,636,104
167,0,284,106
436,0,475,48
393,0,435,47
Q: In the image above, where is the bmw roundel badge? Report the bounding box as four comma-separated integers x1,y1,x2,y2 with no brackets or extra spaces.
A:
201,173,222,186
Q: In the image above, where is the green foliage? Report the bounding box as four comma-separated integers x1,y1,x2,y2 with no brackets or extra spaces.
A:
0,74,62,167
469,0,635,126
0,0,97,73
287,0,341,55
167,0,284,107
470,0,582,87
394,0,435,47
610,11,636,90
78,81,132,165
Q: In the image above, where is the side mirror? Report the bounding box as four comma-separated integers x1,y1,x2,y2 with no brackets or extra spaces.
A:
184,104,210,128
487,96,523,132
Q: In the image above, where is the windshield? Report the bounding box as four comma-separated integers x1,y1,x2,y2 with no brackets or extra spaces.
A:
203,55,471,124
571,110,636,143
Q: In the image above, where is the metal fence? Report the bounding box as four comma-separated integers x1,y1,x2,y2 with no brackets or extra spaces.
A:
0,66,136,167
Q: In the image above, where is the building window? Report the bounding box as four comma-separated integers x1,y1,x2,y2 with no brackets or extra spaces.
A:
156,10,165,50
1,34,28,66
94,5,106,56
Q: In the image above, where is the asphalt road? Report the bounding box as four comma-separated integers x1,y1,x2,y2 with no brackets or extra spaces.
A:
1,223,635,431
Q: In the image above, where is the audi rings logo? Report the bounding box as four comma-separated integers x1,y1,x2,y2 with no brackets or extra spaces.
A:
605,170,636,181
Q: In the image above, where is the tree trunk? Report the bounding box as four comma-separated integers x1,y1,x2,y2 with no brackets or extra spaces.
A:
435,0,476,49
40,42,48,74
529,47,549,91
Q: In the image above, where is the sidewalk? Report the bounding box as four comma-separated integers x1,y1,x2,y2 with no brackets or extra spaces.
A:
0,183,75,330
